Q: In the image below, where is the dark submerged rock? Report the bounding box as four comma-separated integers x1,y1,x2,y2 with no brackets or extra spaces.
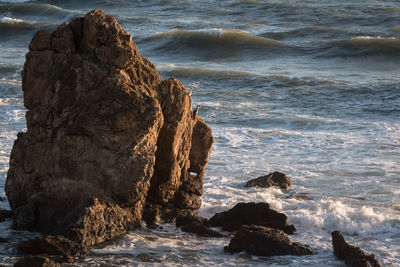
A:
332,231,381,267
208,202,296,234
225,225,315,256
14,256,60,267
245,171,291,189
5,9,212,246
175,215,223,237
176,215,208,228
0,209,13,222
181,221,223,237
17,235,87,263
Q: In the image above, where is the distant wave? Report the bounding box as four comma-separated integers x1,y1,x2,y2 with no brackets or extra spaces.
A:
316,36,400,57
261,26,347,40
159,65,255,80
0,16,52,32
147,28,284,47
0,3,80,19
141,28,286,60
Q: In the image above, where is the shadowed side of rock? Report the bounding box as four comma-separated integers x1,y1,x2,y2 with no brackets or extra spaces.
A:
208,202,296,234
5,9,213,247
332,231,381,267
225,225,315,256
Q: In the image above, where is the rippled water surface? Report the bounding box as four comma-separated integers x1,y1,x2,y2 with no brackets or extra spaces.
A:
1,0,399,266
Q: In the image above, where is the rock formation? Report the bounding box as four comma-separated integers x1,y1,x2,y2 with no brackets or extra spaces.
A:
332,231,381,267
245,171,291,189
225,225,315,256
5,9,212,246
208,202,296,234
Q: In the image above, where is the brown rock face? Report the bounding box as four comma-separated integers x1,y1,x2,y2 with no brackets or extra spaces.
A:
208,202,296,234
5,9,212,246
225,225,315,256
332,231,381,267
245,171,291,189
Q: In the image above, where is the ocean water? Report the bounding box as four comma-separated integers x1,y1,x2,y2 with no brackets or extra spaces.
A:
1,0,400,266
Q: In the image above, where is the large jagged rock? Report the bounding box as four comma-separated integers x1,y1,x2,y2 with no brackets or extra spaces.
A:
332,231,381,267
208,202,296,234
225,225,315,256
5,9,212,246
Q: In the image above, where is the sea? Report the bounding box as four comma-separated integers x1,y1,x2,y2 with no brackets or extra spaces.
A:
1,0,400,266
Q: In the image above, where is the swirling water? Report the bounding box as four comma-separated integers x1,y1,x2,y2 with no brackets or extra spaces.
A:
0,0,399,266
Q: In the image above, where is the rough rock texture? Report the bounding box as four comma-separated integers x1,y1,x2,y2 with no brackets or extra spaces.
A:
245,171,291,189
175,215,223,237
208,202,296,234
225,225,315,256
332,231,381,267
14,256,60,267
5,9,212,246
17,235,87,263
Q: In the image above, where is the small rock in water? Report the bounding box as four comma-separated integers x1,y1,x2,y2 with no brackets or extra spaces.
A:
176,215,223,237
208,202,296,234
14,256,60,267
287,193,313,201
0,237,7,243
176,215,208,227
245,171,291,189
224,225,315,256
332,231,381,267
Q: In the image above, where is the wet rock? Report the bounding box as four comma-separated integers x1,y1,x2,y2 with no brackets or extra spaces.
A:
176,215,208,228
245,171,291,189
287,193,313,201
17,235,87,263
0,237,7,243
332,231,381,267
14,256,60,267
208,202,296,234
0,209,13,222
5,9,212,246
181,221,224,237
225,225,315,256
175,215,223,237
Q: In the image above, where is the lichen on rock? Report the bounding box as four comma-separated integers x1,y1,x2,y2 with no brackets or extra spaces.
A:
5,9,213,247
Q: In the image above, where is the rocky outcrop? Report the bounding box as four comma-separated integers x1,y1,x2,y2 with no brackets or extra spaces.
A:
225,225,315,256
5,9,212,246
208,202,296,234
245,171,291,189
14,256,60,267
332,231,381,267
175,215,223,237
17,235,87,263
